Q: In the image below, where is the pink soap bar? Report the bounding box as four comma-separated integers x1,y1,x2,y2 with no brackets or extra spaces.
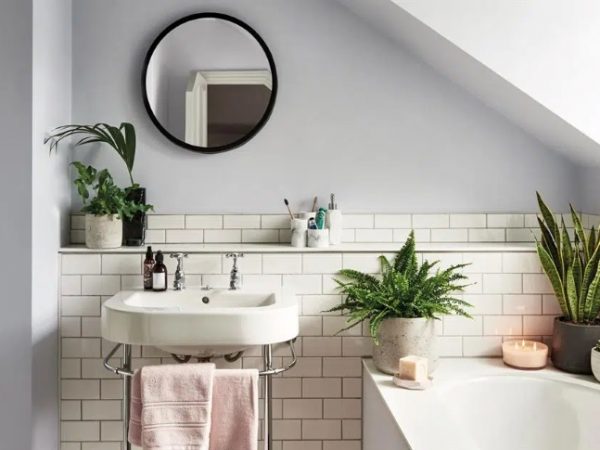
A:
398,355,428,381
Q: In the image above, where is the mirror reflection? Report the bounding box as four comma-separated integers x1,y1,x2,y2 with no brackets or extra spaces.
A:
143,15,276,152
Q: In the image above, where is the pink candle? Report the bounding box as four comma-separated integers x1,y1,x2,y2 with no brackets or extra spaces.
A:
502,339,548,369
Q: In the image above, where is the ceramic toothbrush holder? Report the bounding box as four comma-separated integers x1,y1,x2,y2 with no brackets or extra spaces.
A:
307,229,330,248
290,218,307,248
326,209,343,245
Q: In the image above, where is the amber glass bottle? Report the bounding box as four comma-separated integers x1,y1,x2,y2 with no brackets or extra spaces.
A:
143,246,155,290
152,251,168,292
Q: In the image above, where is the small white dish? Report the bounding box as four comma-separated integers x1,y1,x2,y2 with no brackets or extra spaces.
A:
393,373,432,390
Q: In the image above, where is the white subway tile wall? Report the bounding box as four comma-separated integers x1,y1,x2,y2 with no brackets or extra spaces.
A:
60,246,563,449
69,213,600,245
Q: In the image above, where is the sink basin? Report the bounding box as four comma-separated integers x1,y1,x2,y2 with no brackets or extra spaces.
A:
101,288,298,357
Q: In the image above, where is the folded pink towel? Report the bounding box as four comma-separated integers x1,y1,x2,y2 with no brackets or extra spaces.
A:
130,363,215,450
209,369,259,450
129,364,259,450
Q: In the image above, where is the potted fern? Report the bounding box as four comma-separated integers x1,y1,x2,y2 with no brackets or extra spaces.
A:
328,231,472,374
536,193,600,374
45,122,149,246
72,162,151,249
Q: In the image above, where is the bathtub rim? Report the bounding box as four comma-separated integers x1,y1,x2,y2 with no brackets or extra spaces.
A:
362,357,599,450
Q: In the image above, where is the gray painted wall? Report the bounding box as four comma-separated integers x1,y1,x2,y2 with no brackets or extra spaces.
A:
72,0,580,214
32,0,72,449
0,0,33,448
580,166,600,213
337,0,600,169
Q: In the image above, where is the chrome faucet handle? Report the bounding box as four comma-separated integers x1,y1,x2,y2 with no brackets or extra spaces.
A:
226,253,244,290
170,253,188,290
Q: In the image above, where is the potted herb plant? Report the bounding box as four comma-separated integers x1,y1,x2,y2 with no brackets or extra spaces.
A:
536,192,600,374
592,340,600,382
45,122,149,246
328,231,472,374
72,162,151,249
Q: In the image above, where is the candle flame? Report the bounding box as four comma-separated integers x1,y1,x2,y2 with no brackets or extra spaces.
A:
521,338,525,347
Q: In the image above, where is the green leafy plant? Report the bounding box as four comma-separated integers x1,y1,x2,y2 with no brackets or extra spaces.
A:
327,231,472,341
536,192,600,324
595,339,600,352
45,122,137,186
72,162,151,219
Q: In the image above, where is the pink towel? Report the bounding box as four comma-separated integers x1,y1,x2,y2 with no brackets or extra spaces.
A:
130,363,215,450
209,369,259,450
129,365,259,450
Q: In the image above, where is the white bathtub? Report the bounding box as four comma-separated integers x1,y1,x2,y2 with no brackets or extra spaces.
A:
363,358,600,450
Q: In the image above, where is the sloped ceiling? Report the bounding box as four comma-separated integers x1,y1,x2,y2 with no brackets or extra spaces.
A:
336,0,600,166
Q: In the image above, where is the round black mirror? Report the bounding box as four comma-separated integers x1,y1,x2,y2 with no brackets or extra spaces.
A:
142,13,277,153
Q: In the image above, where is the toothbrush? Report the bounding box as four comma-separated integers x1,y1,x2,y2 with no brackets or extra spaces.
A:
329,193,337,210
312,196,318,212
284,198,294,220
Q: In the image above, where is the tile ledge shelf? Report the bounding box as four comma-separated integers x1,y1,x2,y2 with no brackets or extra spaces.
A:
59,242,536,254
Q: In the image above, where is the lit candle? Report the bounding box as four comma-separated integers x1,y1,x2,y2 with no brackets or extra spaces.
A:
502,339,548,369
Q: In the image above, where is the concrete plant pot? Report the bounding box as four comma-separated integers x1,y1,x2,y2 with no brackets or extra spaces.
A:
372,317,437,375
85,214,122,249
551,317,600,374
591,348,600,383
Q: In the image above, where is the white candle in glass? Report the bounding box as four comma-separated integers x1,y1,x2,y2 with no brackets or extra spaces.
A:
502,339,548,369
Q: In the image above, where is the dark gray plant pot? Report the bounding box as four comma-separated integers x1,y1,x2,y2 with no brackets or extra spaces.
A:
123,187,146,246
551,317,600,374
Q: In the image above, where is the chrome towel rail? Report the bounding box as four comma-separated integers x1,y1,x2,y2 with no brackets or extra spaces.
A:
103,340,297,450
102,340,297,377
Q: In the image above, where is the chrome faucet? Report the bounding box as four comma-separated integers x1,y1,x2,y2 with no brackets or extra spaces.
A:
170,253,188,290
226,253,244,290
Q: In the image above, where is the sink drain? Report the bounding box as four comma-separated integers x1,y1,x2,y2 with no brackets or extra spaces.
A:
202,296,210,304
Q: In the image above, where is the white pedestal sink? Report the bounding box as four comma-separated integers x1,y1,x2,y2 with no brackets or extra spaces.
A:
101,288,298,357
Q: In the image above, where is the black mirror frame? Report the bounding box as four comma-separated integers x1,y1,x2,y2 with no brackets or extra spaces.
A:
141,12,278,154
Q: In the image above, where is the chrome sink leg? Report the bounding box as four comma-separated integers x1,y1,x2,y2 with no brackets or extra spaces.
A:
101,341,296,450
123,344,132,450
263,344,273,450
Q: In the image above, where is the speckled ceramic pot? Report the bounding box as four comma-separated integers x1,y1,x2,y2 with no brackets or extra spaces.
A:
373,317,438,375
307,229,329,248
85,214,122,249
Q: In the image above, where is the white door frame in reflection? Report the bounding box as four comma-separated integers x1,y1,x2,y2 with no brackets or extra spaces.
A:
185,70,272,146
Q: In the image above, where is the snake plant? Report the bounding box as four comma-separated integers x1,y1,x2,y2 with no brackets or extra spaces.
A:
45,122,137,186
536,192,600,324
327,231,472,341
